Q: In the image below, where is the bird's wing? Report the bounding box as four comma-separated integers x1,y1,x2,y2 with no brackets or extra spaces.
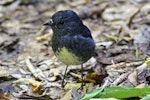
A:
61,34,95,52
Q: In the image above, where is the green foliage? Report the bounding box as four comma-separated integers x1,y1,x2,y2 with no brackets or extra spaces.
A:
81,86,150,100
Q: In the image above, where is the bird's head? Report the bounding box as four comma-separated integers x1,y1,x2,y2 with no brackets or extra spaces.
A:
44,10,82,34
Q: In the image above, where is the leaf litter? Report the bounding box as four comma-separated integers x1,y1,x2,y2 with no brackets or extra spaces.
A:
0,0,150,99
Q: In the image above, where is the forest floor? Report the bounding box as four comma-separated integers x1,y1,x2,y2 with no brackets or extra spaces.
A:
0,0,150,100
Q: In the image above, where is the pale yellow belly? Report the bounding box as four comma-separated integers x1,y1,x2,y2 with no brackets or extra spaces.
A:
55,47,83,65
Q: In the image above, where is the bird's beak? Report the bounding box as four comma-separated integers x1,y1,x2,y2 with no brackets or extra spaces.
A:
43,19,53,26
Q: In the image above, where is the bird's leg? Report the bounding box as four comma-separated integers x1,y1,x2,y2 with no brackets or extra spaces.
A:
81,64,84,89
62,65,68,88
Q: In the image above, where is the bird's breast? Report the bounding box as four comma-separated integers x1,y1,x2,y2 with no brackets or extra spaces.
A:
54,47,83,65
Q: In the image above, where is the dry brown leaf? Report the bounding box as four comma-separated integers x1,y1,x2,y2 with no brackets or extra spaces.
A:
60,88,80,100
13,78,43,93
128,70,138,86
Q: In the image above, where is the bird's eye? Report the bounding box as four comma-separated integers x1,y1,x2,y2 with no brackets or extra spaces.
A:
59,21,64,25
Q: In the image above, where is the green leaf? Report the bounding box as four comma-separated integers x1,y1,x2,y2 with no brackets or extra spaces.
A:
81,86,150,100
81,88,102,100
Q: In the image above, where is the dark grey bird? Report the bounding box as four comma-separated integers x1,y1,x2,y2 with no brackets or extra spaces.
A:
44,10,95,88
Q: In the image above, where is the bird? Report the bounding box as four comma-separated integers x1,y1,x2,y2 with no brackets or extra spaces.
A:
44,10,95,88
